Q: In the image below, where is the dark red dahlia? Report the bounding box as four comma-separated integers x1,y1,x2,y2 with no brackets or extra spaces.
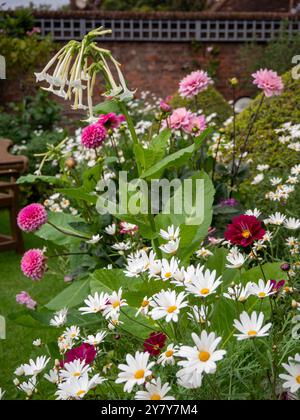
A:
61,343,97,367
98,113,125,130
224,215,266,247
144,332,167,356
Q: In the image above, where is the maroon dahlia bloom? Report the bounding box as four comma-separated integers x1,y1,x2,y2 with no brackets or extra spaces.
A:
61,343,97,367
224,215,266,247
143,332,167,356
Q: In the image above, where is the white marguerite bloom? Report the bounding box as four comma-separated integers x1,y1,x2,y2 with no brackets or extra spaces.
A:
188,305,211,326
56,373,105,400
270,177,282,186
44,369,59,384
103,288,128,319
160,257,180,281
195,247,213,259
159,239,180,254
160,225,180,241
257,164,269,171
23,356,50,377
111,241,132,252
105,223,116,235
245,208,262,218
251,173,264,185
79,292,109,315
233,311,272,340
284,217,300,230
124,250,155,277
64,326,81,341
223,283,252,303
135,296,152,317
291,164,300,176
264,212,286,226
250,279,275,299
0,388,5,400
226,247,247,269
177,331,226,378
279,355,300,393
50,308,68,327
177,371,203,389
116,351,155,393
286,237,299,247
18,377,37,397
149,289,188,323
157,344,179,366
32,338,42,347
60,359,91,381
185,268,222,298
107,315,124,330
86,234,102,244
135,378,175,400
14,365,25,376
84,331,107,346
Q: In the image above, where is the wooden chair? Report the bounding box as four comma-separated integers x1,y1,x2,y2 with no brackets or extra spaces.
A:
0,139,28,254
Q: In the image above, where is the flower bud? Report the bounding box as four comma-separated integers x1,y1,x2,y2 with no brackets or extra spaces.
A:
65,157,76,169
281,263,290,272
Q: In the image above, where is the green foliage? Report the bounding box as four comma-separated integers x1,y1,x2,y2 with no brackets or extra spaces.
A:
171,86,232,126
0,8,35,37
100,0,207,12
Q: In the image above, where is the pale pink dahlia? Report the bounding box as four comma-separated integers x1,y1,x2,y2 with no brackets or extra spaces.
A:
16,291,37,310
186,114,207,136
166,107,193,131
252,69,284,97
17,203,48,233
179,70,212,98
81,123,107,149
98,113,125,130
21,249,47,281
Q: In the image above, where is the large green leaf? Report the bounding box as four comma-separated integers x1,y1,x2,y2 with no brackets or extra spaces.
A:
58,187,98,205
135,129,171,173
17,174,64,186
94,99,120,115
46,279,91,311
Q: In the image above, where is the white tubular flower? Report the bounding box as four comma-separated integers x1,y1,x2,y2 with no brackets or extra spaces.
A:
233,311,272,340
135,378,175,400
149,289,188,323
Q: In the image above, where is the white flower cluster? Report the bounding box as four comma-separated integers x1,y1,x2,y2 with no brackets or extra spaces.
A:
44,192,78,215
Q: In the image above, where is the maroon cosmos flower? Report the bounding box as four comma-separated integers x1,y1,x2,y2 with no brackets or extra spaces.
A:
224,215,266,247
61,343,97,367
144,332,167,356
270,279,285,293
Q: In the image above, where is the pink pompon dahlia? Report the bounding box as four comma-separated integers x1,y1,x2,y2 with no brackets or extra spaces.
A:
81,123,107,149
16,291,37,310
98,113,125,130
179,70,212,98
61,343,97,367
17,203,48,233
252,69,284,97
21,249,47,281
186,114,207,136
166,107,193,131
224,215,266,247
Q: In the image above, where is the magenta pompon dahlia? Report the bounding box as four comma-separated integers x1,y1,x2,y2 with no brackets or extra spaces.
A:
21,249,47,281
17,203,48,233
179,70,212,98
252,69,284,97
81,123,107,149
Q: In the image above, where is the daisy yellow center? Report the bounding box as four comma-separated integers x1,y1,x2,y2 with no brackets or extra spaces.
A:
165,350,174,358
76,390,85,397
71,333,77,338
165,272,172,278
200,288,210,295
73,372,81,377
141,300,149,307
167,305,177,313
151,394,161,400
242,230,251,239
296,375,300,384
247,330,257,336
134,369,145,379
258,292,266,298
199,351,210,362
113,301,120,309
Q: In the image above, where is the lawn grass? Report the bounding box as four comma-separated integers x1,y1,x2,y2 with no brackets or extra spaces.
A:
0,211,66,399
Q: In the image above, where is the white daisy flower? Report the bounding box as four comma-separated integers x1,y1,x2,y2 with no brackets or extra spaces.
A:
160,225,180,241
270,177,282,186
245,208,262,218
84,331,107,346
135,377,175,400
251,174,264,185
157,344,179,366
188,305,211,325
50,308,68,327
257,164,269,171
116,351,155,393
103,288,128,319
56,373,104,400
185,268,222,298
226,247,247,269
14,365,25,376
195,247,213,259
284,217,300,230
249,279,275,299
177,371,202,389
86,234,102,244
23,356,50,377
279,356,300,393
177,331,226,378
107,315,124,330
60,359,91,381
64,326,80,341
149,289,188,323
124,250,154,277
135,296,152,317
264,212,286,226
105,223,116,235
159,239,180,255
44,369,59,384
160,257,179,281
32,338,42,347
18,377,37,397
233,311,272,340
286,237,299,247
111,241,132,252
291,164,300,176
79,292,109,315
223,283,252,302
